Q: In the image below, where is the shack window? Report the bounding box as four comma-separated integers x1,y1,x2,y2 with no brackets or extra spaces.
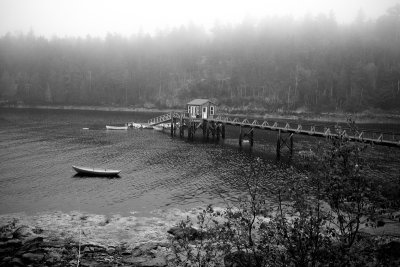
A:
196,106,200,115
188,106,190,113
210,106,214,115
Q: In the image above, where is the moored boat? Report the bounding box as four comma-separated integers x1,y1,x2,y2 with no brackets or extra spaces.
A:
129,122,142,129
106,125,128,130
153,125,163,131
72,165,121,177
141,123,153,129
158,123,171,129
130,122,142,129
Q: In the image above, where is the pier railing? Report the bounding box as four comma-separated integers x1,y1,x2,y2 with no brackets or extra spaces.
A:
208,115,400,147
148,112,182,126
147,113,400,147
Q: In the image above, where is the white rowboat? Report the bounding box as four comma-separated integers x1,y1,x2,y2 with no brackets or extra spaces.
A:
128,122,142,128
141,124,153,129
153,126,163,131
106,125,128,130
72,166,121,177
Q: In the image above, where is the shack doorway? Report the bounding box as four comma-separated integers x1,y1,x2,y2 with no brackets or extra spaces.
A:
202,107,207,119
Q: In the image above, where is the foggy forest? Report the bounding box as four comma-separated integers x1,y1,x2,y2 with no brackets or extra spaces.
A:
1,4,399,113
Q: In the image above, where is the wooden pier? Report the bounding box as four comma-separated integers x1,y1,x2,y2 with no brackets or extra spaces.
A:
148,112,400,157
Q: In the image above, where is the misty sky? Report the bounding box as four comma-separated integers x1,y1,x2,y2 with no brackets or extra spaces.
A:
0,0,398,38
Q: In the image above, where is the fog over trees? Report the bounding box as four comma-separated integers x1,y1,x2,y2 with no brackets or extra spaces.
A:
1,5,399,113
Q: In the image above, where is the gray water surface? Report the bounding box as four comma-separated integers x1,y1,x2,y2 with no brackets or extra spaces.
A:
0,108,262,215
1,108,399,216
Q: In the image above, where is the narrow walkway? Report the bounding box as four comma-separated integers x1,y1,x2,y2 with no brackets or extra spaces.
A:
147,112,400,148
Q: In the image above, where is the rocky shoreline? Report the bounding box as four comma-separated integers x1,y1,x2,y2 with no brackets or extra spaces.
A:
2,209,400,266
0,214,175,266
0,223,170,266
0,210,200,267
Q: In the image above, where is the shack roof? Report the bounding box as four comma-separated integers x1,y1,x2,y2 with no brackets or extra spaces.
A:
187,99,215,106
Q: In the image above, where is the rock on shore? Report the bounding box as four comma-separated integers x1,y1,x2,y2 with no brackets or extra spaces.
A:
2,208,400,266
0,210,197,266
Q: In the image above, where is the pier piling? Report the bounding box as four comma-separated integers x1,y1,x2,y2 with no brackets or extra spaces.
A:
146,112,400,159
250,128,254,147
170,112,174,137
239,126,242,146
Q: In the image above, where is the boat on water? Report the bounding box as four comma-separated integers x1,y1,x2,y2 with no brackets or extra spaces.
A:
128,122,142,129
158,123,171,129
72,165,121,177
127,122,153,129
141,124,153,129
106,125,128,130
153,125,164,131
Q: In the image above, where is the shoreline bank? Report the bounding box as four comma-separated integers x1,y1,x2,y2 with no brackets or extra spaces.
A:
0,209,201,267
2,104,400,125
1,209,399,266
0,104,179,114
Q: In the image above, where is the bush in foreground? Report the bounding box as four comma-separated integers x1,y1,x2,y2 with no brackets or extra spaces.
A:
168,138,398,266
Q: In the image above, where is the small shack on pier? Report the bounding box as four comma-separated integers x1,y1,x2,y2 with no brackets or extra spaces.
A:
187,99,216,119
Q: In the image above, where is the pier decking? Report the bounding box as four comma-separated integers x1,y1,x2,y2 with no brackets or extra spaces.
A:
147,112,400,156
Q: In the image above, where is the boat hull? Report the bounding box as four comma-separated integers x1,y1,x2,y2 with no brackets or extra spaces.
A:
140,124,153,129
153,126,163,131
106,125,128,130
72,166,121,177
129,122,142,129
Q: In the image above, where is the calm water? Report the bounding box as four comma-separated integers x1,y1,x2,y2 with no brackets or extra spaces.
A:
0,108,269,215
1,108,399,216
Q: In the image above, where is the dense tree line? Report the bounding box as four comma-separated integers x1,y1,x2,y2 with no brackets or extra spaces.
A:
0,5,399,113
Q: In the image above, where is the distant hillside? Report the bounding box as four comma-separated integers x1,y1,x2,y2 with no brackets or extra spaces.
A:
1,5,399,113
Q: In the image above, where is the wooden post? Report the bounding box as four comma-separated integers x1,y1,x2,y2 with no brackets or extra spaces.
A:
180,116,184,138
290,133,293,155
212,122,216,139
222,124,226,139
216,123,220,141
276,129,281,158
188,122,192,140
206,121,210,140
170,112,174,137
250,128,254,147
191,123,195,141
202,120,207,140
239,126,242,146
